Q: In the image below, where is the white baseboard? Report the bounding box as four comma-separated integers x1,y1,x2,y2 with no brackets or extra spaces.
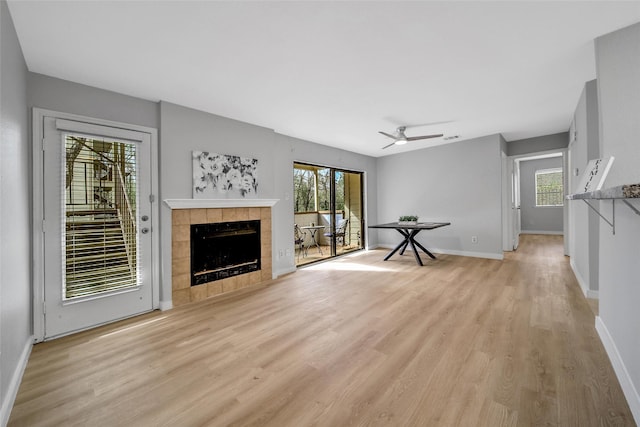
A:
595,316,640,424
520,230,564,235
570,258,589,298
569,258,599,299
159,300,173,311
587,289,599,299
1,336,33,427
375,244,504,261
274,266,296,277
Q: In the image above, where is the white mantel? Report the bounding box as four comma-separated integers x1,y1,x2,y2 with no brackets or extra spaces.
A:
164,199,279,209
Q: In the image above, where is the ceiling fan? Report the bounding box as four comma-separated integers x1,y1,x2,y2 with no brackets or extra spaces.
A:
379,126,444,149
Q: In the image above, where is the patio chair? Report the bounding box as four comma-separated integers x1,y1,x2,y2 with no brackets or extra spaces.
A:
324,218,349,246
294,224,307,260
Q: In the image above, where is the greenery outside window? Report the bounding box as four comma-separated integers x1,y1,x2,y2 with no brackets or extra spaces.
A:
294,164,344,212
293,167,316,212
535,168,563,207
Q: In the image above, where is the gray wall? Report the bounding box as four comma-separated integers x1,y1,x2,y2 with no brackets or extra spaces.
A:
568,80,600,295
28,73,159,130
595,22,640,421
507,132,569,156
159,101,378,303
519,157,564,234
1,0,32,421
376,134,504,259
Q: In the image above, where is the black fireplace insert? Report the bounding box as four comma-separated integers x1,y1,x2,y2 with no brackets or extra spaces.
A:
191,220,261,285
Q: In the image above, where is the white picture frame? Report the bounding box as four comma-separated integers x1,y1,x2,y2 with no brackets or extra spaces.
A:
576,157,614,193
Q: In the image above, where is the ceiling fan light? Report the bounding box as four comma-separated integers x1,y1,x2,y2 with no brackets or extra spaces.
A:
395,139,408,145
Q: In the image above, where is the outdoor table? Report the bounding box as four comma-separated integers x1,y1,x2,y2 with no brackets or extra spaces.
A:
301,225,326,255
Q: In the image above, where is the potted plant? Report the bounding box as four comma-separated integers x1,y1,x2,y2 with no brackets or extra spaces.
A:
398,215,418,225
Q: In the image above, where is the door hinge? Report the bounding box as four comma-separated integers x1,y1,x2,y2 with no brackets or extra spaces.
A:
42,138,46,152
43,301,46,315
149,194,155,203
42,219,46,233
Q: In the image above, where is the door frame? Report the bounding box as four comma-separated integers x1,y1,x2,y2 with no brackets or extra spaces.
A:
329,167,365,256
503,149,567,252
292,160,366,263
32,108,160,342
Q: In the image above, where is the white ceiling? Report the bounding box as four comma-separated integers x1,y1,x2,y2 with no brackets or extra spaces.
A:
8,1,640,157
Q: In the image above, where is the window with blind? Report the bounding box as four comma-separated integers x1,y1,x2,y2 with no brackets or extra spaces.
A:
64,135,139,299
535,168,564,207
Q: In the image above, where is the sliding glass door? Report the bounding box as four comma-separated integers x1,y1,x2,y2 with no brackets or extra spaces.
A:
293,162,364,266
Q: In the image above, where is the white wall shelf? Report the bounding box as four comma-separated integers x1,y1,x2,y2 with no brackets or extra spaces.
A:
566,183,640,234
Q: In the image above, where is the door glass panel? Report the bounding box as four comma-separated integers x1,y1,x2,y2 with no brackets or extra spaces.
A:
338,171,363,255
294,162,363,266
64,135,138,299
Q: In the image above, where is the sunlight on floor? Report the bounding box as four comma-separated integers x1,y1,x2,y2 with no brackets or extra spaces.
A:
94,316,167,340
305,259,393,273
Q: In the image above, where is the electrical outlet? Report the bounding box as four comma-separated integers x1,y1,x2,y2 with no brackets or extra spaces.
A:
285,249,292,257
471,236,478,244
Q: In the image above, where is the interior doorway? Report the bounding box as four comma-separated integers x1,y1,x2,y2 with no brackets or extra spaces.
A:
293,162,364,266
504,150,566,253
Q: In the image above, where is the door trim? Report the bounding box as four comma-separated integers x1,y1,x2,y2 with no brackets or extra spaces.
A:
503,149,567,252
32,108,160,342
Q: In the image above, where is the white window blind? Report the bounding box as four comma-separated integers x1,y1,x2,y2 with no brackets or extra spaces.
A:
63,135,139,299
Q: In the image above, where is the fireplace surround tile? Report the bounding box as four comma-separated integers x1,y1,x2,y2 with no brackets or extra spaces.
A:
172,256,190,276
222,276,238,293
190,284,208,302
172,240,190,259
207,281,223,297
172,209,191,225
173,225,190,242
172,274,190,290
190,208,208,224
173,288,191,306
206,208,223,223
171,205,273,307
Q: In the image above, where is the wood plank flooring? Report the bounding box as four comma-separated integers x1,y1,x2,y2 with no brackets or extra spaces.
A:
9,235,635,426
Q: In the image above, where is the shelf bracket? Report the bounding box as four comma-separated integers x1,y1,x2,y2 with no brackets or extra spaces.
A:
583,199,615,235
622,199,640,217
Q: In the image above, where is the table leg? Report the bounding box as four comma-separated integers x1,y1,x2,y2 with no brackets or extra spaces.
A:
310,230,322,255
384,237,410,261
407,238,424,266
395,229,411,256
412,238,436,259
384,228,437,265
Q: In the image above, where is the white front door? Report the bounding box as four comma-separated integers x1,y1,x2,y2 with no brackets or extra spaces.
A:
41,116,154,339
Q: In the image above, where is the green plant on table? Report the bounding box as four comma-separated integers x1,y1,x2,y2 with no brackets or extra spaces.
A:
399,215,418,222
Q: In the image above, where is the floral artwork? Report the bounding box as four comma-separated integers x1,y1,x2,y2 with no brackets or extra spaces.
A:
193,151,258,198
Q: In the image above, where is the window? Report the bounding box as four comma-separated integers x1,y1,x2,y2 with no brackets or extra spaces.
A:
535,168,563,206
293,165,345,212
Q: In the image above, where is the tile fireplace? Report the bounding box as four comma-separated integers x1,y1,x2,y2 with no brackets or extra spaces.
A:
166,199,277,307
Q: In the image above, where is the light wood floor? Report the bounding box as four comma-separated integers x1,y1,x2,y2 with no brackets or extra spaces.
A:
9,235,635,426
296,244,362,266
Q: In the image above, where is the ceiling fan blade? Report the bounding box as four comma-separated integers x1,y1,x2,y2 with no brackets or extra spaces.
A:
378,131,398,139
408,120,454,129
406,133,444,141
381,141,398,149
